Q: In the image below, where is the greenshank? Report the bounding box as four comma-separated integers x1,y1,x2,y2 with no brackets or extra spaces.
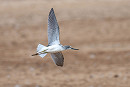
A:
32,8,79,67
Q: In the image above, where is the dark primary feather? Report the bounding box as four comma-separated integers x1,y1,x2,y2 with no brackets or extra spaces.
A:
48,8,60,45
51,52,64,67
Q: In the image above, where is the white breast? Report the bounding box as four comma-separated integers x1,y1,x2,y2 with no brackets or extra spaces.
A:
46,45,64,53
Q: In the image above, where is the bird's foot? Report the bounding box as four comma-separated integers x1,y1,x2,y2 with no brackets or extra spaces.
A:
32,53,38,56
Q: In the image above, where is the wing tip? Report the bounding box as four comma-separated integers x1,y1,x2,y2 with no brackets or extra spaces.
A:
51,8,54,11
49,8,54,15
56,63,63,67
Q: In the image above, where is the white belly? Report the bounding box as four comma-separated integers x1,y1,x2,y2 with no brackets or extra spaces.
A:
46,45,64,53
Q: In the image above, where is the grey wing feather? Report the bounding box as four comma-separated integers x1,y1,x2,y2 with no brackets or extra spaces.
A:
48,8,60,45
51,52,64,67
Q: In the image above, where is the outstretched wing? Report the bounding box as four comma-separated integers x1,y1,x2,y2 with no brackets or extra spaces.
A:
51,52,64,67
48,8,60,45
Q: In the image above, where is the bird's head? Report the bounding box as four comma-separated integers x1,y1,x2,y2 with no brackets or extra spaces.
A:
64,45,79,50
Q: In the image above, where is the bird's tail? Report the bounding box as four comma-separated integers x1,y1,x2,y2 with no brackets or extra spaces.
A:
32,44,47,58
37,44,46,52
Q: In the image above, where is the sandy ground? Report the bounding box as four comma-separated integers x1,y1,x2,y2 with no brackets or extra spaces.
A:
0,0,130,87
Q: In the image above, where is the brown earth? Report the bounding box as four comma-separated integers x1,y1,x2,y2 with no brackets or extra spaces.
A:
0,0,130,87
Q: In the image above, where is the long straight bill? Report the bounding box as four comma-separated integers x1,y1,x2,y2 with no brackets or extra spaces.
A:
71,48,79,50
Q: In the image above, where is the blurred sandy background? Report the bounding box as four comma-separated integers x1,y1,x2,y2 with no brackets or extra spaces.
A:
0,0,130,87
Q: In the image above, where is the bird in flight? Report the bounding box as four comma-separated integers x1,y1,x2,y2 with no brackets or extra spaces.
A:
32,8,79,67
